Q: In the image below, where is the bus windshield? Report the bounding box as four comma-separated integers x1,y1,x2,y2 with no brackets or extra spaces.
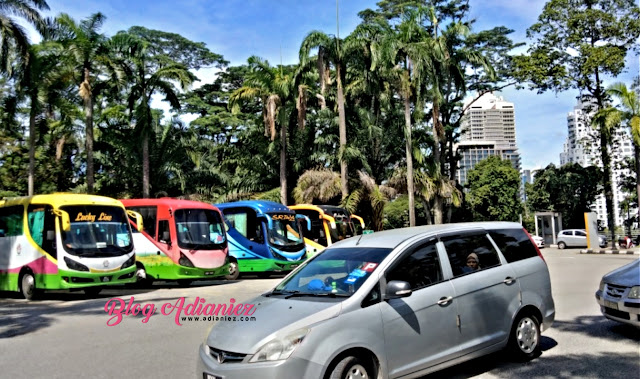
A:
60,205,133,257
330,217,357,243
268,213,304,249
175,209,226,250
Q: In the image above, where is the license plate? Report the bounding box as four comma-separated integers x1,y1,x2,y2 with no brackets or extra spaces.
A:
101,276,111,282
205,271,214,275
204,374,222,379
290,264,298,269
604,300,618,310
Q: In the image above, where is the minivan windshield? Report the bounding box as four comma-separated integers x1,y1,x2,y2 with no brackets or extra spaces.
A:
273,247,392,297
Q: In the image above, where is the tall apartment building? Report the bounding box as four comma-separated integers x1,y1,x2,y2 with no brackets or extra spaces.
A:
559,100,634,228
456,92,521,188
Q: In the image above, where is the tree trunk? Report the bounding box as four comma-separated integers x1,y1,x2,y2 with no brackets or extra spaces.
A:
28,94,37,196
432,99,444,224
83,68,95,194
336,63,348,201
420,197,433,225
280,122,288,205
403,95,415,226
636,145,640,225
142,133,150,198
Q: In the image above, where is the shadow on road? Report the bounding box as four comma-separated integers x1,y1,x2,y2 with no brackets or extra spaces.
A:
552,315,640,342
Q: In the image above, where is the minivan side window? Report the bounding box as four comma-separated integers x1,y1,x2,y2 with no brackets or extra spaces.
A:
575,230,586,237
489,229,538,263
386,241,443,290
442,233,501,278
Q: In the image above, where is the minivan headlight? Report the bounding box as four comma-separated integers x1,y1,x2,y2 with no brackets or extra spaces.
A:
249,328,309,362
628,286,640,299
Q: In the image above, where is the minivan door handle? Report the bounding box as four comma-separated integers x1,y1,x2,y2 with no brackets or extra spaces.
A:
437,296,453,306
503,277,516,285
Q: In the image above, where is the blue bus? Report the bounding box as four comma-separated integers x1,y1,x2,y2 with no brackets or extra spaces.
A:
215,201,307,279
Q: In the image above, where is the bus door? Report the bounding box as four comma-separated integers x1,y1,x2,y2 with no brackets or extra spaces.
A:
27,204,57,260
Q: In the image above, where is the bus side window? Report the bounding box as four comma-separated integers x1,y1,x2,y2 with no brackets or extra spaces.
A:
28,204,57,258
0,205,23,237
157,220,171,245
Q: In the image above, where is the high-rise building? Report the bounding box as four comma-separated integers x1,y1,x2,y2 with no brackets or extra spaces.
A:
456,93,521,189
559,100,634,228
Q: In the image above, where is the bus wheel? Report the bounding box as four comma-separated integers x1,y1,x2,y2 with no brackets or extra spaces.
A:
20,271,39,300
225,261,240,280
84,286,102,297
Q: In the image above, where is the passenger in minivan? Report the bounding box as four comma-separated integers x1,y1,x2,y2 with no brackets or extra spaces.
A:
462,253,480,273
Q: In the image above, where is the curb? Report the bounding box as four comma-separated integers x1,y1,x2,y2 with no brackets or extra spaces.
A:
580,249,640,255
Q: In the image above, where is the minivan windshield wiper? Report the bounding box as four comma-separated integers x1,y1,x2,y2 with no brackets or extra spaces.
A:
284,292,350,299
264,290,298,297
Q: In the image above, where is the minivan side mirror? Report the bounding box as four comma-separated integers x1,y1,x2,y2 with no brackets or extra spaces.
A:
385,280,412,300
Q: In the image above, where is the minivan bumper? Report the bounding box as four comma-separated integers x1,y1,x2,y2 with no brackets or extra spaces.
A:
197,343,323,379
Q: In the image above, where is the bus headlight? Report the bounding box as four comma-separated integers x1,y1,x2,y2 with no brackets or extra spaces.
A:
179,253,194,267
249,328,309,362
64,257,89,272
121,254,136,269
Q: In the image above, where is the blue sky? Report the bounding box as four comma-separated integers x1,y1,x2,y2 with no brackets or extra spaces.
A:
37,0,639,170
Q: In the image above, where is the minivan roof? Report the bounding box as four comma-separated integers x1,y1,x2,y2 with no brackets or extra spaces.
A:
331,221,524,249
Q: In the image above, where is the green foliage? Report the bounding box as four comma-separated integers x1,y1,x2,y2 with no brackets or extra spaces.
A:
526,163,603,228
383,194,427,229
466,156,522,221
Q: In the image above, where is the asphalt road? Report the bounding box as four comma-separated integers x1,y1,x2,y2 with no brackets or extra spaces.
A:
0,249,638,379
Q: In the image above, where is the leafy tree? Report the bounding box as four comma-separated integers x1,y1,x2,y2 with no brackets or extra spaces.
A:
526,163,603,228
606,82,640,222
466,155,522,221
0,0,49,74
299,30,350,201
229,57,298,204
514,0,640,246
54,12,122,193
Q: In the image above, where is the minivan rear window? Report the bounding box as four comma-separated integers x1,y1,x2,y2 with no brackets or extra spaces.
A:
489,228,538,263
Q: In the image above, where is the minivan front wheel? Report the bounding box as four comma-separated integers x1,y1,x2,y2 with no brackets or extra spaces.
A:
329,356,373,379
557,241,566,249
509,314,541,361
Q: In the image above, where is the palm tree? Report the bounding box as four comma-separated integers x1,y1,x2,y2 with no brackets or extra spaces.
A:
229,56,297,205
606,82,640,222
299,30,350,201
371,7,434,226
115,33,196,198
0,0,49,74
18,42,68,195
54,13,117,193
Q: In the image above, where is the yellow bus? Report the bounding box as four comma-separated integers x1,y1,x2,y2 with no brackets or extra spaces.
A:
0,193,142,299
289,204,365,257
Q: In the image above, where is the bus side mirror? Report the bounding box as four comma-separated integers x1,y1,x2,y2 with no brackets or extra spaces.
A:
296,214,311,231
46,230,55,241
126,210,144,232
162,230,171,243
54,209,71,232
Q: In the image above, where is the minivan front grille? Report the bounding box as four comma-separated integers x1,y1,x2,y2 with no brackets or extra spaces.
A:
604,307,630,320
208,347,246,364
606,284,627,298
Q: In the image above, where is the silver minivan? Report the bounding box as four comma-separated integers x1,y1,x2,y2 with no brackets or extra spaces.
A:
197,222,555,379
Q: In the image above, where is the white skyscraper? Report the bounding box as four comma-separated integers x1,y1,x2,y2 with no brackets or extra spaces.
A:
559,100,634,228
456,92,521,187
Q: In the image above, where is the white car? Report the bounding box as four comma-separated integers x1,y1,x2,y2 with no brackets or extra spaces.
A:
532,235,545,248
